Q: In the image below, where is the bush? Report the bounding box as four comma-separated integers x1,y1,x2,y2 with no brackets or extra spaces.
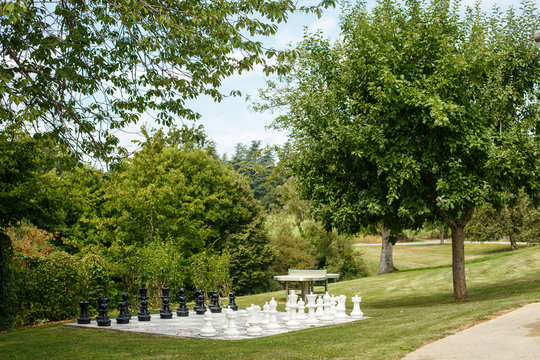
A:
13,251,83,326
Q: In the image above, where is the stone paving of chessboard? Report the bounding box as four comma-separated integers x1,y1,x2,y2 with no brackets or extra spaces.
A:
66,310,369,340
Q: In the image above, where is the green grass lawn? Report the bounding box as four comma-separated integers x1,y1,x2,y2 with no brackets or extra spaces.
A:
1,245,539,360
357,242,514,275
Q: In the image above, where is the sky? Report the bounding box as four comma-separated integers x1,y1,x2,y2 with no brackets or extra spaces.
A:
117,0,523,159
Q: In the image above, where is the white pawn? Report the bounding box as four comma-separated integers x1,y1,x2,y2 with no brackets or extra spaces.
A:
246,305,263,336
350,295,364,319
261,302,271,328
320,292,334,324
334,295,349,322
286,291,301,330
297,298,307,320
315,296,324,319
266,297,282,333
305,292,319,325
223,308,241,339
200,311,216,337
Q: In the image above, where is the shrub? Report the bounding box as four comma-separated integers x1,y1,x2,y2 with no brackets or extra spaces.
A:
13,251,83,325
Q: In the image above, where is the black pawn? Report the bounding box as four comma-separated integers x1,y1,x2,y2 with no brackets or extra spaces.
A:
77,300,91,324
96,296,111,326
195,291,206,315
121,291,132,319
116,293,130,324
160,285,173,319
209,290,222,313
228,290,238,311
176,287,189,317
137,284,151,321
193,289,202,312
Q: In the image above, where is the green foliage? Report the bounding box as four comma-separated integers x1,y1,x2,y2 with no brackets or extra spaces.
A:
259,0,540,232
190,251,232,298
467,191,540,245
0,0,334,159
265,213,316,274
12,251,82,326
0,232,15,330
228,141,279,208
75,129,275,295
258,0,540,298
267,176,366,279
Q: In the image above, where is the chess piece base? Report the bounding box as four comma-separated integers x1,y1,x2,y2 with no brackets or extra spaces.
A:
138,315,151,321
176,310,189,317
160,313,173,319
116,317,130,324
97,319,111,326
77,318,91,324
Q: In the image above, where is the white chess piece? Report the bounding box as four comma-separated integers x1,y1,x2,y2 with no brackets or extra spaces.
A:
350,295,364,319
315,296,324,319
266,297,282,333
305,292,319,325
320,292,334,324
286,291,301,330
223,308,241,339
334,295,349,321
261,302,270,328
200,311,216,337
297,298,307,320
246,305,263,336
330,295,337,316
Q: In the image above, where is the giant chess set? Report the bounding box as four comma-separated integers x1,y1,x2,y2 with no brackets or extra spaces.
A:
67,285,368,340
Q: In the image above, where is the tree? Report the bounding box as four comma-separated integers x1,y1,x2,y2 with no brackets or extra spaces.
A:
229,140,277,208
259,0,540,299
88,129,274,295
1,0,334,160
467,190,540,248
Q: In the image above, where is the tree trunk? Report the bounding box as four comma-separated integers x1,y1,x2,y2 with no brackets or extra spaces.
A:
509,233,518,250
450,225,467,300
439,229,445,245
442,207,474,301
378,225,397,274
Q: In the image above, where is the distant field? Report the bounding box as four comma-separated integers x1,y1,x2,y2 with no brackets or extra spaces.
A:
1,245,539,360
356,243,514,275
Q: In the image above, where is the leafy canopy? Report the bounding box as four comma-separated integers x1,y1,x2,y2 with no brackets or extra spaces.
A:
258,0,540,235
1,0,335,159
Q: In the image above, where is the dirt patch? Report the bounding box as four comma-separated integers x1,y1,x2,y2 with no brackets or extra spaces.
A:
524,321,540,338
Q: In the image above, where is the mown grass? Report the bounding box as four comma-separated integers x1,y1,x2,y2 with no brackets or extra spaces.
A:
357,243,513,275
1,245,539,360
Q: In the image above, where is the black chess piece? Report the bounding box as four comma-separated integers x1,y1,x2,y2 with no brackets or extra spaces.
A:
121,290,131,319
77,300,91,324
228,290,238,311
96,296,111,326
160,285,173,319
209,290,222,313
195,291,206,315
176,287,189,317
193,289,202,312
116,292,130,324
138,284,151,321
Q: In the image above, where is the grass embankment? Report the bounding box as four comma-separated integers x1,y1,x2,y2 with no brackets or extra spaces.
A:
358,242,513,275
1,245,539,360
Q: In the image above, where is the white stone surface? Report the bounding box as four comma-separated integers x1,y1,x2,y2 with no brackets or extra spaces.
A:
66,307,369,340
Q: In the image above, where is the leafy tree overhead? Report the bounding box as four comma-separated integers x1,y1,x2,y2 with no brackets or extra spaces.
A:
1,0,334,159
259,0,540,299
